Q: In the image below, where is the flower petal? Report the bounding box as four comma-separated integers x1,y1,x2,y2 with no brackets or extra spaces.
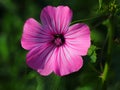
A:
21,18,53,50
26,44,55,76
40,6,72,34
53,45,83,76
65,23,91,55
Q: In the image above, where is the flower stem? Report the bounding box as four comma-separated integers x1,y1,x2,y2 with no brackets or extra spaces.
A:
101,17,114,90
71,14,103,25
101,62,109,90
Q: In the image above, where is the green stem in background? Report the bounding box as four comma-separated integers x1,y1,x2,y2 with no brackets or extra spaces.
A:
98,0,102,10
71,14,103,25
101,62,109,90
88,62,101,74
101,17,114,90
99,33,108,72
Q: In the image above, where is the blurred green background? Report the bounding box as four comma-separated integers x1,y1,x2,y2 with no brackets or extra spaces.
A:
0,0,120,90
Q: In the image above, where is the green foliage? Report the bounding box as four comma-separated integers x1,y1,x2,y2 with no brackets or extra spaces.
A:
99,0,102,9
88,45,97,63
0,0,120,90
0,34,9,61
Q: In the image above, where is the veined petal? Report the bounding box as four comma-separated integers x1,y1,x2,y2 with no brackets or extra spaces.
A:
21,6,91,77
65,23,91,55
53,45,83,76
21,18,53,50
40,6,72,34
26,44,55,76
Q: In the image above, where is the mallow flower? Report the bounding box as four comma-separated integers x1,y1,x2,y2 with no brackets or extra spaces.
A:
21,6,91,76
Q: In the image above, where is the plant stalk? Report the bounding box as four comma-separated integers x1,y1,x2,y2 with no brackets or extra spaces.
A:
101,17,114,90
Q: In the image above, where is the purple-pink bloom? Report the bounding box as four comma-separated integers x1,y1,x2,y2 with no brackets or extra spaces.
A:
21,6,91,76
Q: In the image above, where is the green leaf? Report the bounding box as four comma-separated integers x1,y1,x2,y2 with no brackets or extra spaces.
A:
90,52,97,63
88,45,97,63
99,0,102,9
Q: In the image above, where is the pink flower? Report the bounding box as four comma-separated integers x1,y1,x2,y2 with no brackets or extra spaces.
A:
21,6,91,76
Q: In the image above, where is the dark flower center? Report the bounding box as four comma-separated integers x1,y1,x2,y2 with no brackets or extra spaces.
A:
53,34,65,46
